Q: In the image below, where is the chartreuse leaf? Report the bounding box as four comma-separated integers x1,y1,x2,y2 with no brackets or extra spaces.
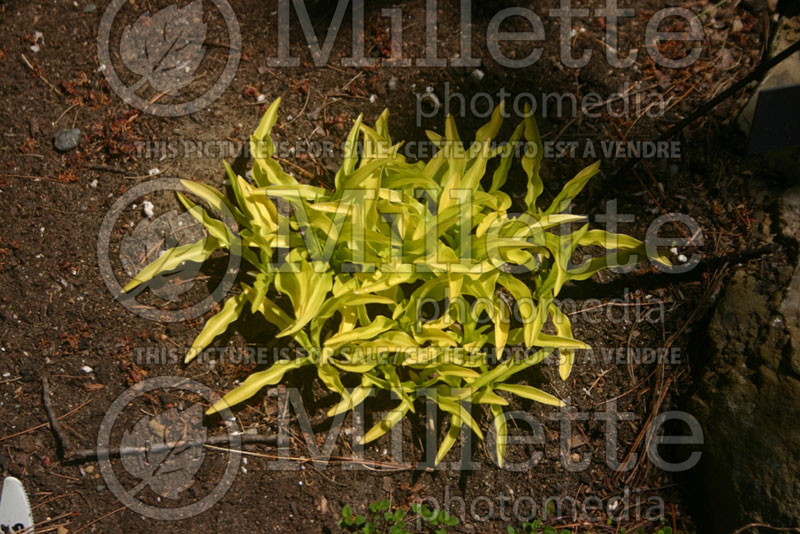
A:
181,179,244,224
251,97,280,154
436,393,482,440
335,114,364,190
544,160,601,215
549,303,579,380
176,192,233,246
186,292,247,363
361,401,410,444
123,236,220,292
324,316,395,349
522,103,544,212
494,383,564,407
491,404,507,468
435,415,461,465
490,122,523,194
206,357,310,415
328,380,373,416
127,98,664,464
274,251,333,337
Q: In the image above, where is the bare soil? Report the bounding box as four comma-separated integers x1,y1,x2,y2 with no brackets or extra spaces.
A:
0,0,793,533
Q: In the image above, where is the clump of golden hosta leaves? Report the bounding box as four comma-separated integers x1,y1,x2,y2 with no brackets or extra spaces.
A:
125,98,665,466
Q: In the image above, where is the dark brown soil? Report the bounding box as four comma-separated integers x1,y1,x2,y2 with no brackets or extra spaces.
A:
0,0,793,533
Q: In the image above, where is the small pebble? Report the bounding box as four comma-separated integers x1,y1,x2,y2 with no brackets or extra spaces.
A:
89,179,98,188
83,3,97,12
142,200,154,219
148,168,160,176
54,128,82,152
81,365,93,374
471,69,485,81
388,76,397,91
369,94,377,103
96,484,106,492
256,94,266,103
678,254,688,263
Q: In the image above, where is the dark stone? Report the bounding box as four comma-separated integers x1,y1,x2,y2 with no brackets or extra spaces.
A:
689,236,800,531
53,128,81,152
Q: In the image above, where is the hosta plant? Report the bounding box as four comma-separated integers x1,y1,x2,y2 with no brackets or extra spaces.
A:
125,98,665,466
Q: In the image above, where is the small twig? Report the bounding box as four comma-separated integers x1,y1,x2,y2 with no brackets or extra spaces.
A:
274,156,315,178
17,512,78,534
84,163,128,174
0,398,92,443
612,38,800,180
285,86,312,125
732,523,800,534
53,103,80,126
72,506,126,534
203,444,416,471
42,375,280,464
65,433,279,464
341,71,364,90
20,54,63,96
2,173,76,184
42,377,74,459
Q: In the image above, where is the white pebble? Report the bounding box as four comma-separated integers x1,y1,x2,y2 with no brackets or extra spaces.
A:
670,247,678,255
148,168,160,176
471,69,485,81
256,94,266,103
678,254,688,263
81,365,93,374
388,76,397,91
142,200,155,219
369,94,377,103
89,179,98,188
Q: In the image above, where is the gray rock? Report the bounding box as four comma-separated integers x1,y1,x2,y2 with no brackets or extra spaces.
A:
83,3,97,12
738,16,800,136
777,185,800,243
54,128,81,152
690,203,800,532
